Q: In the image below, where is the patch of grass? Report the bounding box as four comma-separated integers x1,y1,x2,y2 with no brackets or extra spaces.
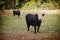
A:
0,14,60,33
40,14,60,32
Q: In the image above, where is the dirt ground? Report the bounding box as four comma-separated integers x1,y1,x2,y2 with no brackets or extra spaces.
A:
0,32,60,40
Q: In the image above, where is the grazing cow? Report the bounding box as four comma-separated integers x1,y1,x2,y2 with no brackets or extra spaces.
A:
25,13,45,34
13,10,21,18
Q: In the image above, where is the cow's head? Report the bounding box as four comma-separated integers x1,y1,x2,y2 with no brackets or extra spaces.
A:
37,12,45,21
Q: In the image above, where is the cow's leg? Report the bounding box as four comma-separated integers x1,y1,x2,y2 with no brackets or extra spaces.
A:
34,25,36,34
37,26,40,32
27,25,30,31
18,15,20,18
37,22,42,32
13,14,15,16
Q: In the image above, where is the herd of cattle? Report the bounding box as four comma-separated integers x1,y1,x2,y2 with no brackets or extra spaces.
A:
13,10,45,34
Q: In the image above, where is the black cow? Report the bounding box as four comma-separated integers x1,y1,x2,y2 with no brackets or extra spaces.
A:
13,10,21,18
25,13,45,34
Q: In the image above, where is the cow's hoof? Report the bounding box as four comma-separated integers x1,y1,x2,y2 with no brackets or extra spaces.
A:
34,32,37,34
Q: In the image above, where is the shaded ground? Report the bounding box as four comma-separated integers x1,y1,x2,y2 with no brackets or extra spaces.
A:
0,32,60,40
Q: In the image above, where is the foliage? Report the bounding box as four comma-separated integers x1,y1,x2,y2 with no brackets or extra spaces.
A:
21,1,38,10
14,0,60,9
0,0,5,10
0,0,60,9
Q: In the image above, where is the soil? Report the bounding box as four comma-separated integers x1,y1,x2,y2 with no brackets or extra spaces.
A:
0,32,60,40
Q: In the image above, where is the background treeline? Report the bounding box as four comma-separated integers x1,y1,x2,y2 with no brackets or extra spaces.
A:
0,0,60,10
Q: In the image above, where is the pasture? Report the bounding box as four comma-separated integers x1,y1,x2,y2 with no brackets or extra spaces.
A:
0,13,60,40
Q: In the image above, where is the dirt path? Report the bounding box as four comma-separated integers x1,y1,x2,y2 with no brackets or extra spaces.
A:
0,32,60,40
0,10,60,15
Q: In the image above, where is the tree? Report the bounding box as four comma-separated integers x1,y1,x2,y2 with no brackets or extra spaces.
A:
0,0,5,10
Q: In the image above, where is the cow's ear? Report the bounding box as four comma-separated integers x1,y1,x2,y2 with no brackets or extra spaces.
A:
35,14,38,17
42,14,45,16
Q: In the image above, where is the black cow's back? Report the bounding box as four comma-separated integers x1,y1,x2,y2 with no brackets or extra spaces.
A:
13,10,20,18
26,14,40,26
13,11,20,15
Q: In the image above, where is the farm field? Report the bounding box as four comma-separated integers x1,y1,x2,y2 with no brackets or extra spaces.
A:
0,13,60,40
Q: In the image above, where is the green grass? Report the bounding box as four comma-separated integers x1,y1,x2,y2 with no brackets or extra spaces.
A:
0,14,60,33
